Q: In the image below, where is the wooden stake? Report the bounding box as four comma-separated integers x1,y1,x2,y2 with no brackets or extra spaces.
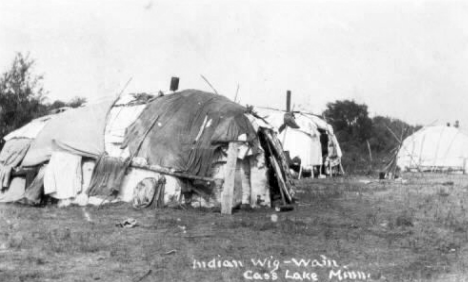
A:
221,142,238,214
270,157,286,204
263,131,291,178
130,159,221,183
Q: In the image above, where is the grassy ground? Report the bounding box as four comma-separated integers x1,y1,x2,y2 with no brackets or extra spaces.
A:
1,173,468,281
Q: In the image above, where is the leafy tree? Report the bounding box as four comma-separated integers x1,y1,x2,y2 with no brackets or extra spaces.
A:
322,99,423,173
46,96,86,113
49,100,67,109
323,100,373,152
369,116,420,153
0,53,47,147
46,97,87,114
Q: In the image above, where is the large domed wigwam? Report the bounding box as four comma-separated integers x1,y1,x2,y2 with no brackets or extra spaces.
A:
0,90,294,211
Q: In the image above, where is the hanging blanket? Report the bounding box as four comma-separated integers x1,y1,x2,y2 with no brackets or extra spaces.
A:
87,154,130,197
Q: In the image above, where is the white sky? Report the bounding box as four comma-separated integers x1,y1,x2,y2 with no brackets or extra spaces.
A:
1,0,468,128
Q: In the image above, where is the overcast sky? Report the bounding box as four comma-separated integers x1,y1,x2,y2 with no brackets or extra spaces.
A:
1,0,467,128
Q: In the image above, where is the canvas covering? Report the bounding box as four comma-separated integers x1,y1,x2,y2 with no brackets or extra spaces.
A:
123,90,259,177
21,100,114,167
397,126,468,171
257,108,342,168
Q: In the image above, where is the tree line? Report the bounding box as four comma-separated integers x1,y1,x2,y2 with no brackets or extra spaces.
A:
323,100,422,172
0,53,86,148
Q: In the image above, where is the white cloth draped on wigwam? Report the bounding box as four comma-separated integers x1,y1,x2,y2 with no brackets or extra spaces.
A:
44,151,82,200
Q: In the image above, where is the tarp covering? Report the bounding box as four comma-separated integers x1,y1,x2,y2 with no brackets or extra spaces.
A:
397,126,468,171
21,100,114,167
281,127,322,167
301,113,332,132
257,108,342,169
123,90,258,177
